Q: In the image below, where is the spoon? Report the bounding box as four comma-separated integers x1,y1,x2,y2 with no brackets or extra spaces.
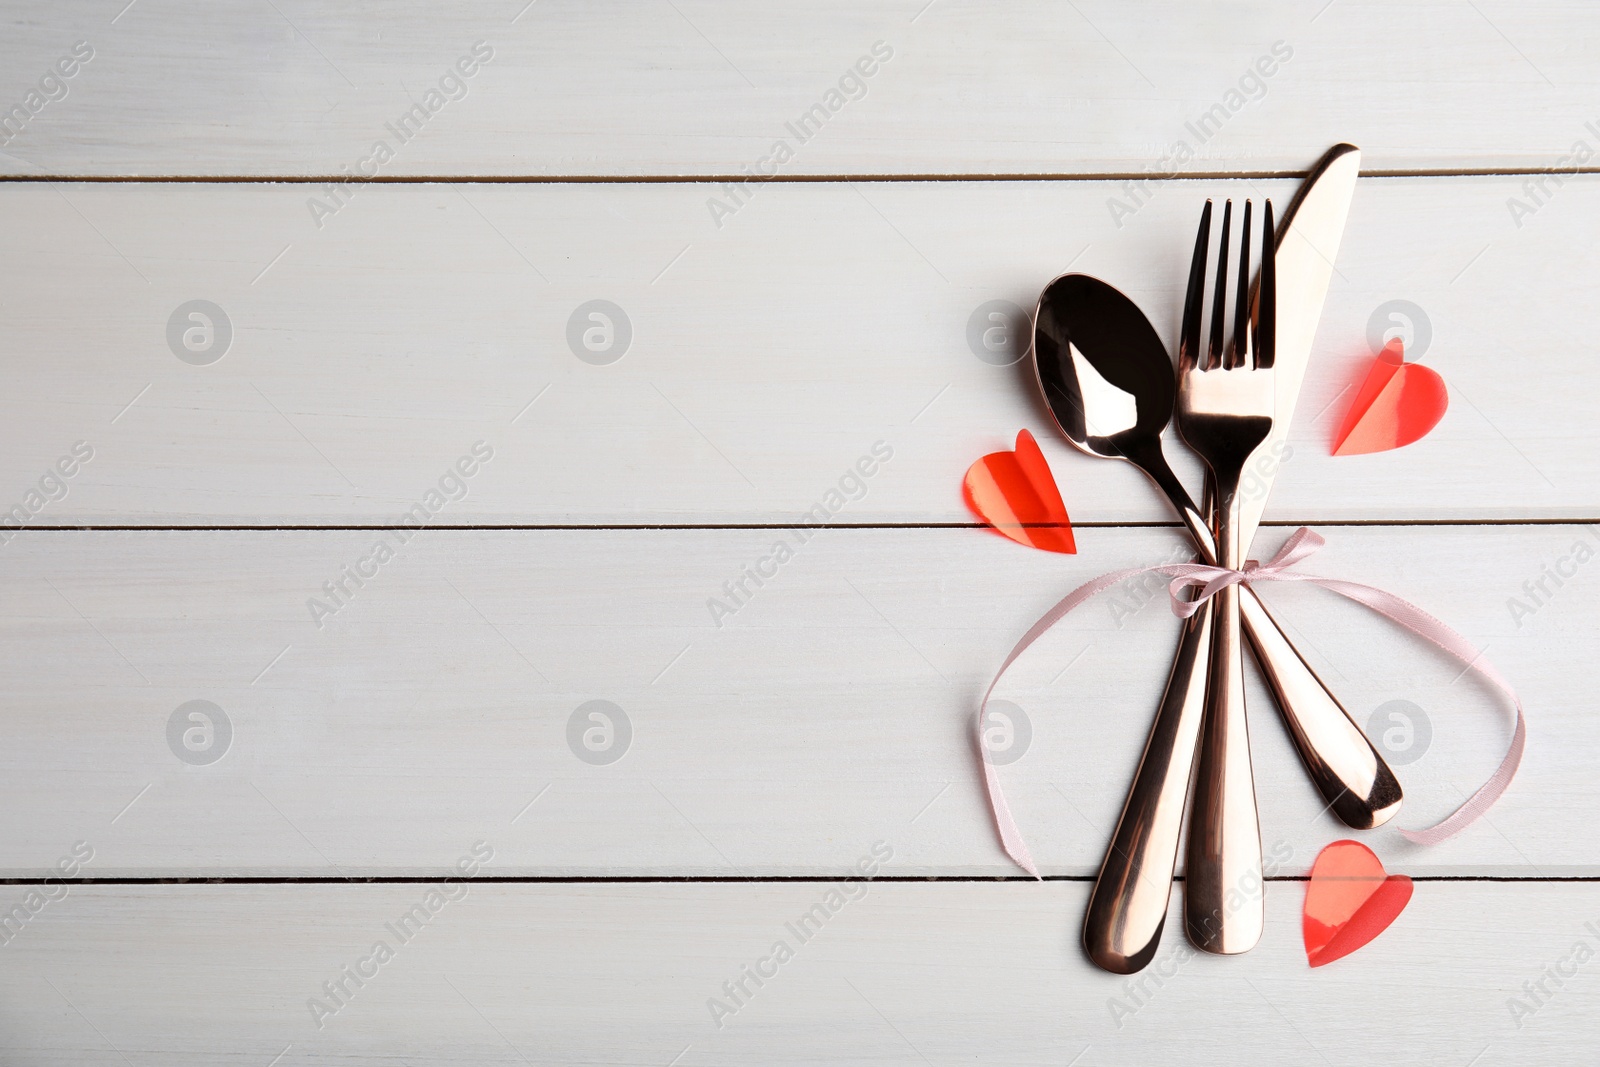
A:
1033,273,1401,972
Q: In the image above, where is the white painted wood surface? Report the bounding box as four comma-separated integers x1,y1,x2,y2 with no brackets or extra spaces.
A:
1,174,1596,524
2,1,1599,177
0,525,1575,878
2,1,1596,1061
1,883,1594,1065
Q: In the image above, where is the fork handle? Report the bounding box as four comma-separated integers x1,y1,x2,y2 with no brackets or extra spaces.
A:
1184,579,1262,953
1185,487,1263,954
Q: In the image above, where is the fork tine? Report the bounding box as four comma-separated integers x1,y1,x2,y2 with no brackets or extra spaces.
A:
1207,200,1231,371
1180,200,1212,372
1230,200,1252,370
1256,200,1275,369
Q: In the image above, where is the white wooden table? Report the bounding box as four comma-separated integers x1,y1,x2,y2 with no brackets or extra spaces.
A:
1,2,1595,1062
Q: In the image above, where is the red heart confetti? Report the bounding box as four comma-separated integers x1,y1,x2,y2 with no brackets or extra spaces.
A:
1331,338,1449,456
962,429,1077,554
1303,840,1413,967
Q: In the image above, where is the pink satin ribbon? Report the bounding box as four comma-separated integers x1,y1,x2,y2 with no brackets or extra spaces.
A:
977,527,1527,878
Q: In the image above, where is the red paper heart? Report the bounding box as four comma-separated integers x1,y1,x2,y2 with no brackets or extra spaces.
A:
1303,840,1413,967
1331,339,1448,456
962,429,1076,554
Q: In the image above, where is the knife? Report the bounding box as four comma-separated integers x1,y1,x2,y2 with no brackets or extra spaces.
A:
1234,144,1404,832
1243,142,1359,537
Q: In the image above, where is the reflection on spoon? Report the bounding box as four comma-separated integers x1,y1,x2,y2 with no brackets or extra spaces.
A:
1067,340,1139,439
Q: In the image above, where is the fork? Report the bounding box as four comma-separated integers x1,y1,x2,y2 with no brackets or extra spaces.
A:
1176,199,1275,954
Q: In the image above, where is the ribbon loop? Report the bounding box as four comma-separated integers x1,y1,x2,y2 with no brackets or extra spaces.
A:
978,527,1525,879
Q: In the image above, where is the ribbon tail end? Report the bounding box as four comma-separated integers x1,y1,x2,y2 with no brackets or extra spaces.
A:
1005,839,1041,880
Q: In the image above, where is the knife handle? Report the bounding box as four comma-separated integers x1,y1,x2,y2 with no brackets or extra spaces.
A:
1239,588,1403,829
1083,598,1213,974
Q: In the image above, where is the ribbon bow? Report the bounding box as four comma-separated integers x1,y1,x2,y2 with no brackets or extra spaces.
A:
1151,526,1330,618
977,527,1526,879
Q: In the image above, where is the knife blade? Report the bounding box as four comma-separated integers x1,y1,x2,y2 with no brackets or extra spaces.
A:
1238,142,1360,542
1227,143,1403,830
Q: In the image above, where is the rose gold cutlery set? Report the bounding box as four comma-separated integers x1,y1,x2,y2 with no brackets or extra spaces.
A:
1030,146,1398,972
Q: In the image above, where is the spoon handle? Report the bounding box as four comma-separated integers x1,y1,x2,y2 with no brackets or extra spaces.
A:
1082,597,1212,974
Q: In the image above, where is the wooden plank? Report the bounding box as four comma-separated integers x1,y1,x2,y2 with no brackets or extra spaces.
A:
0,524,1578,877
2,1,1598,177
0,881,1591,1064
1,174,1596,524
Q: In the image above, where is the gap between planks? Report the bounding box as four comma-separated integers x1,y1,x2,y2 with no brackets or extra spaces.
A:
6,168,1600,184
3,875,1598,886
7,519,1600,532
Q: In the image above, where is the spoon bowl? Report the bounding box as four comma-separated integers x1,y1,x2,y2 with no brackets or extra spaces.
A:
1032,273,1177,470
